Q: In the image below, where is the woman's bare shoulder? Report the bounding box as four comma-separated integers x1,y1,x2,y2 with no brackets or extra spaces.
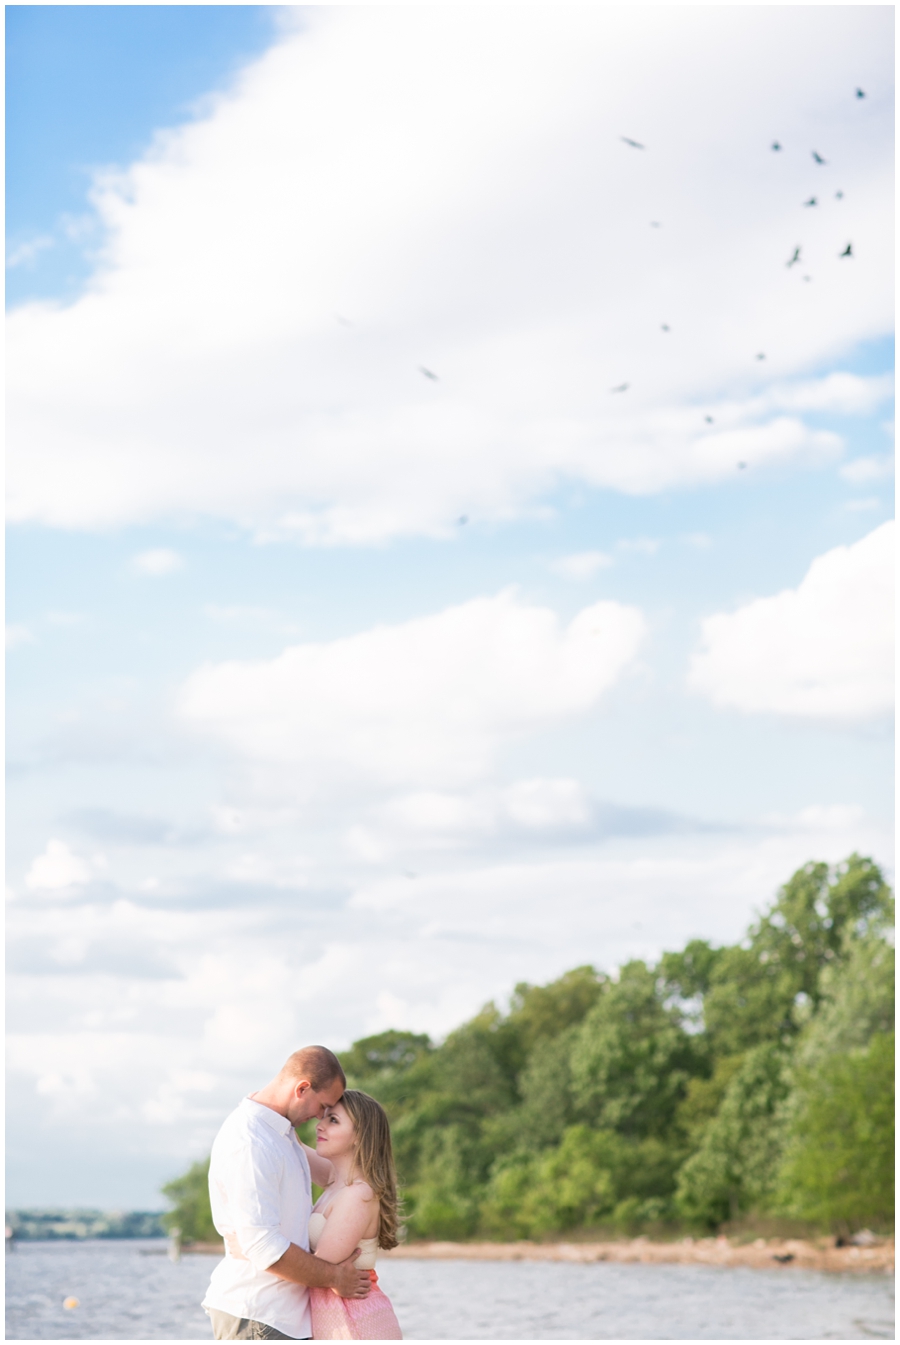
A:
332,1178,375,1207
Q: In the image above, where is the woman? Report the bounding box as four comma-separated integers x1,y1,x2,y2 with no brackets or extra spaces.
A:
303,1090,403,1340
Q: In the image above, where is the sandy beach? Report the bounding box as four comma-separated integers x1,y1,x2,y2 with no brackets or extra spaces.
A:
380,1235,894,1274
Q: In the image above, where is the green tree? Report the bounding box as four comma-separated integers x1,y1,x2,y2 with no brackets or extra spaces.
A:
342,1029,433,1080
795,929,894,1071
675,1043,790,1227
775,1033,894,1231
161,1158,216,1242
703,856,892,1055
507,966,607,1057
570,960,702,1137
404,1125,480,1239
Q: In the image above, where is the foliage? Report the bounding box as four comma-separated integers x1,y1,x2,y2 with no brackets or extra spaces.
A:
776,1033,894,1231
701,855,893,1056
675,1044,791,1227
161,1158,216,1242
163,854,894,1241
570,960,704,1137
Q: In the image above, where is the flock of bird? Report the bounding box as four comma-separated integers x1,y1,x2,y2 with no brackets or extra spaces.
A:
601,87,867,467
385,87,870,493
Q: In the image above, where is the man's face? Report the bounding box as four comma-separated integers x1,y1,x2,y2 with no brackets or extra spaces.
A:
286,1076,344,1126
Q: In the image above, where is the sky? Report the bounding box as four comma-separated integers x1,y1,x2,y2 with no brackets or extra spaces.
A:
5,5,894,1210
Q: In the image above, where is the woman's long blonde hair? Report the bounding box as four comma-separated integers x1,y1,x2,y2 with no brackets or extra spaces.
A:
340,1089,401,1250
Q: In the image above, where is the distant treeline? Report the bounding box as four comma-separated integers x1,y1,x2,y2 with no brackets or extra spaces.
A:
163,854,894,1243
7,1209,166,1240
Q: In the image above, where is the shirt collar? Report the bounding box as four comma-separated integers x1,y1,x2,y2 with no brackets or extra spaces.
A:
241,1095,293,1137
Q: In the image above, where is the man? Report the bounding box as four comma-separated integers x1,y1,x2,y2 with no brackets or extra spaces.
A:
202,1045,372,1340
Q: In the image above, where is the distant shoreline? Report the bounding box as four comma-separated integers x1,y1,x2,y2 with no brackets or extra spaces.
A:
178,1234,893,1273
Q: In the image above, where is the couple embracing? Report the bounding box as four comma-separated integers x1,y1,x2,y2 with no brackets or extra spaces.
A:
202,1045,403,1340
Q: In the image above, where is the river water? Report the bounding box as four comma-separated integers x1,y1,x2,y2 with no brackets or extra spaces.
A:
5,1240,894,1340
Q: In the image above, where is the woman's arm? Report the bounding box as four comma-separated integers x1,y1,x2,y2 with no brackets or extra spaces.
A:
313,1183,376,1265
301,1142,335,1191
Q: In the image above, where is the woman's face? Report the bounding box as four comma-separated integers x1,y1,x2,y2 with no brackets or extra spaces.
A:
315,1101,356,1159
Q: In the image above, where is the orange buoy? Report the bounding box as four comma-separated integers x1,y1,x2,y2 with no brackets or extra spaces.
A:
63,1297,80,1309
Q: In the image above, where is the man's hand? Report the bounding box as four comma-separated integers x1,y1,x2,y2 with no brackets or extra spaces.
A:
332,1250,372,1299
263,1241,371,1296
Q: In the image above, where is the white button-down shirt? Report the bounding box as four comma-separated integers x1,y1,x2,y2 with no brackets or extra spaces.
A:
202,1097,313,1339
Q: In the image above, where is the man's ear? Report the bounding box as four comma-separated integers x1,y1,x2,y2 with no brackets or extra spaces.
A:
295,1077,312,1097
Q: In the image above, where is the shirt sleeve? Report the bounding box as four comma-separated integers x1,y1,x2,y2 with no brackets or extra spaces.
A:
227,1137,292,1271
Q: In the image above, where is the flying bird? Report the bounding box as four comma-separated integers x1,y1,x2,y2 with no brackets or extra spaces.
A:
756,352,766,360
457,515,468,526
661,324,670,332
803,196,817,207
812,150,827,164
737,461,748,470
650,221,661,228
610,382,630,393
705,416,715,424
855,88,866,99
418,366,439,380
621,137,645,149
839,242,853,258
786,247,801,267
835,190,844,199
772,1254,795,1264
771,141,782,151
803,275,812,282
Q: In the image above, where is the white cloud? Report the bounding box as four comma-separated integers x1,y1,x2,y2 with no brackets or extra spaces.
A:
550,551,614,580
688,522,894,720
6,8,892,541
178,590,646,788
6,235,54,270
6,624,34,648
25,839,93,892
840,454,894,484
503,778,591,830
763,372,893,416
131,548,184,576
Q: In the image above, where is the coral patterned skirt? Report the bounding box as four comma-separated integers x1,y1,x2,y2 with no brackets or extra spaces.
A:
309,1272,402,1340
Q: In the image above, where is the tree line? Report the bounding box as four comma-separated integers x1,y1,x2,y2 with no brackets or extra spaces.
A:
163,854,894,1243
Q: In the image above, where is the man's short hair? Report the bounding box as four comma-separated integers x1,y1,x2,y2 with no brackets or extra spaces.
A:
279,1045,346,1092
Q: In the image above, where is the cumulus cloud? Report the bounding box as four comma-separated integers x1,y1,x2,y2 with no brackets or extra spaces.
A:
25,839,93,892
688,522,894,720
178,590,646,788
6,7,892,541
131,548,183,576
550,551,614,580
840,454,894,484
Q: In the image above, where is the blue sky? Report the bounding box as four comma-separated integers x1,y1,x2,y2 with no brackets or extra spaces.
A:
6,5,894,1208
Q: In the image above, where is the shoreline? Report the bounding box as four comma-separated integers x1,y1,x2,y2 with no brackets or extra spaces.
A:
380,1236,894,1274
182,1235,893,1273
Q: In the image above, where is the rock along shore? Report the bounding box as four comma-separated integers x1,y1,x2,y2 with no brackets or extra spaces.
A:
381,1235,894,1274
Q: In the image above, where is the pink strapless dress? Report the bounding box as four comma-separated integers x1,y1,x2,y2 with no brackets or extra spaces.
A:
309,1272,402,1340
